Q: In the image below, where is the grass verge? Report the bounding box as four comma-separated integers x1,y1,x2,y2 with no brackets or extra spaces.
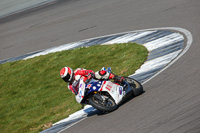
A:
0,43,148,133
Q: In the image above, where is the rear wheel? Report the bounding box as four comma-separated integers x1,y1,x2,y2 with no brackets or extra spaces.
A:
89,93,117,112
124,77,143,96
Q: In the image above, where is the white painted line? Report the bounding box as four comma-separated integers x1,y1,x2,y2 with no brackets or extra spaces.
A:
57,118,86,133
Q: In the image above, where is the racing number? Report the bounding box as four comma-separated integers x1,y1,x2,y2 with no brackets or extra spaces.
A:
106,83,112,91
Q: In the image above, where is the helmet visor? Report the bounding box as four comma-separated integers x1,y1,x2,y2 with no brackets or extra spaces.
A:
62,73,71,82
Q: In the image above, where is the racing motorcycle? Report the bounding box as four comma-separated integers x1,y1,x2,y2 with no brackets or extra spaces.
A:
75,67,143,112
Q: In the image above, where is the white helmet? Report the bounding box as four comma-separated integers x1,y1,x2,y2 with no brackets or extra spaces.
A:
60,67,73,82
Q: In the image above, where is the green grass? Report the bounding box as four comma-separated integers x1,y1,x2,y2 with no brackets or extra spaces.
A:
0,43,148,133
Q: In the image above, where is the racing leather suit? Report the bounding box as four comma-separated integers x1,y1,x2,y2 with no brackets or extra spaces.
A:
68,68,115,95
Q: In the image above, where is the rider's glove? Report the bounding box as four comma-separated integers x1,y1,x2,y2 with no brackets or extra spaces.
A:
114,75,125,83
85,72,94,84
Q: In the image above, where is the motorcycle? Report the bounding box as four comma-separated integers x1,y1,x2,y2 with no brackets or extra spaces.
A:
75,67,143,112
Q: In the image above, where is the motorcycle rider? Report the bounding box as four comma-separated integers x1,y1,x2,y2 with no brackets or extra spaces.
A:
60,67,125,95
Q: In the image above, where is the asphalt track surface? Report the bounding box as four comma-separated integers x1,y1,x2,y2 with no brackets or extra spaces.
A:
0,0,200,133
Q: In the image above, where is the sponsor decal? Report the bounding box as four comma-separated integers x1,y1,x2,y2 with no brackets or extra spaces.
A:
79,83,82,88
86,84,92,88
119,86,123,95
79,90,82,99
105,82,113,91
100,81,106,91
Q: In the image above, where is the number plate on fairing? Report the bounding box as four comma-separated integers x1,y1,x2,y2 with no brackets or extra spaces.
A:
101,81,124,105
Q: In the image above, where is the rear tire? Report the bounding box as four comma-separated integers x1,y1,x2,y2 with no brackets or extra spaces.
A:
124,77,143,96
89,93,117,112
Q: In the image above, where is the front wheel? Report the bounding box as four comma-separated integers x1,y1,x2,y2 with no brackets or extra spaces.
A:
89,93,117,112
124,77,143,96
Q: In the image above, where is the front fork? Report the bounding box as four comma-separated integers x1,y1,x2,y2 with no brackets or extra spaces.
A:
118,81,134,105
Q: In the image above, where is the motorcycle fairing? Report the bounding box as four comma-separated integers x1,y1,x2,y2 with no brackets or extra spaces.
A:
76,78,125,105
86,80,125,104
75,78,86,103
99,81,124,104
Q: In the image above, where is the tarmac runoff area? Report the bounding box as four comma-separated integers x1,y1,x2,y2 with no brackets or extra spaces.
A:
0,27,191,133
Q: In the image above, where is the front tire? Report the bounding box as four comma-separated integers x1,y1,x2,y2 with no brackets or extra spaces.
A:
89,93,117,112
124,77,143,96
